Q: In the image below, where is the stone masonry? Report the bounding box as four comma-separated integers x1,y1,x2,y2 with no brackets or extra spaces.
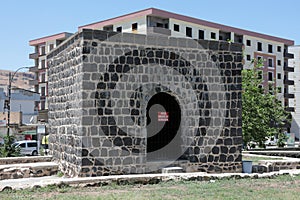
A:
47,29,243,177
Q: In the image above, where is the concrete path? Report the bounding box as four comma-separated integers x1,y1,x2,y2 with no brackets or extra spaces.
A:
1,169,300,191
0,161,58,170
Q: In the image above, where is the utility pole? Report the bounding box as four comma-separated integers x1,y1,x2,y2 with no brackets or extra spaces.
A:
7,72,11,137
6,67,30,137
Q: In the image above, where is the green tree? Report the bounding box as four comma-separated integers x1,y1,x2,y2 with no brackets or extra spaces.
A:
242,59,290,148
0,135,20,157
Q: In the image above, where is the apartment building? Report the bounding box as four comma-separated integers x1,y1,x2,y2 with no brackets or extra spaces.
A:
79,8,294,110
29,32,73,122
30,8,295,126
288,46,300,138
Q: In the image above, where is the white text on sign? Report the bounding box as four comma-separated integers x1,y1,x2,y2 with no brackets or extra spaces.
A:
158,112,169,122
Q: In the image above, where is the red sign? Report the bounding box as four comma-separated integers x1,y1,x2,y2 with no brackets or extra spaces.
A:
158,112,169,122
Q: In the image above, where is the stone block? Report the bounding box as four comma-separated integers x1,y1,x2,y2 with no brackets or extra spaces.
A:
162,167,183,174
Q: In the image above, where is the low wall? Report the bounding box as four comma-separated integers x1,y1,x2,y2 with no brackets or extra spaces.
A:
0,156,53,165
253,160,300,173
0,162,58,180
246,151,300,158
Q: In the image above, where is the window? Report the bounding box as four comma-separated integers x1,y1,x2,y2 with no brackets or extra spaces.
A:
277,73,282,79
132,23,138,31
198,30,204,39
268,72,273,81
246,55,251,61
40,46,46,55
211,32,216,39
257,56,262,62
246,40,251,46
28,142,37,148
268,44,273,53
277,46,282,52
257,42,262,51
116,26,122,32
20,143,26,148
49,44,54,51
40,73,46,83
268,58,273,67
186,27,192,37
174,24,180,32
103,25,113,31
41,87,46,97
41,60,46,69
156,22,164,28
258,70,263,79
277,60,281,66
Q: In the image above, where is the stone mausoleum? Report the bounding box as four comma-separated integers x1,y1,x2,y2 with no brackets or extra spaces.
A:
47,29,243,177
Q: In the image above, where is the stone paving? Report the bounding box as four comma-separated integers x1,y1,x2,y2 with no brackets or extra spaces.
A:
1,169,300,191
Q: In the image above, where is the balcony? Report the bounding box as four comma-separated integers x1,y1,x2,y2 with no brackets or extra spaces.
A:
284,79,294,85
29,66,38,72
147,27,171,36
284,93,295,98
284,51,294,59
283,66,294,72
285,107,295,112
29,79,39,86
29,52,39,59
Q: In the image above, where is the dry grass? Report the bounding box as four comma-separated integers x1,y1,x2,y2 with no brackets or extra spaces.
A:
1,174,300,200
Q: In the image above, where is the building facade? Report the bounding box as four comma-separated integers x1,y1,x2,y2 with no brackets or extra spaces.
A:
79,8,295,112
288,46,300,139
29,32,73,122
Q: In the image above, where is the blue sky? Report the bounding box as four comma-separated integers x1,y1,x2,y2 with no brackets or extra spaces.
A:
0,0,299,71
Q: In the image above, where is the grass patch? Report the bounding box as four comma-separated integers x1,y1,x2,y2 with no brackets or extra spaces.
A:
1,174,300,199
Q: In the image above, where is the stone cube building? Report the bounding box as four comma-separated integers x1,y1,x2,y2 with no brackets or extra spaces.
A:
47,29,243,177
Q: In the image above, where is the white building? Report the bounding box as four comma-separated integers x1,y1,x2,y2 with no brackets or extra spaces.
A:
288,46,300,139
0,88,40,124
0,88,40,142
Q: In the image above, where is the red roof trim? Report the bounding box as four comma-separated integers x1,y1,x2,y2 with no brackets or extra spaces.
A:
78,8,154,30
29,32,73,46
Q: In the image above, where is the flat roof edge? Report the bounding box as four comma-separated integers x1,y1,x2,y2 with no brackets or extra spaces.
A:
78,8,155,31
29,32,73,46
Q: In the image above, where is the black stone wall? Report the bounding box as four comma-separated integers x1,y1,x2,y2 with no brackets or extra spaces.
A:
47,29,243,177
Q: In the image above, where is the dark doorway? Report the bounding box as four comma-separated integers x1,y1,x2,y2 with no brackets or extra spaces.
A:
146,92,181,161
